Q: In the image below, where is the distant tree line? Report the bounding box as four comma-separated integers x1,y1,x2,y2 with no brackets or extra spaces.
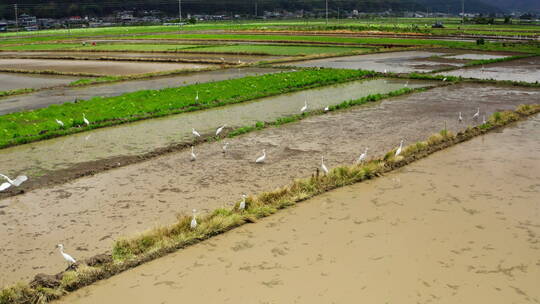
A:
0,0,503,20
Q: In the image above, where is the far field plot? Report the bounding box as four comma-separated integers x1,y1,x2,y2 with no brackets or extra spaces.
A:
0,72,80,91
0,58,213,76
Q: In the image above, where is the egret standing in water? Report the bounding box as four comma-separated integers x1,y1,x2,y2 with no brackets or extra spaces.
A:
442,77,447,82
404,81,409,88
82,114,90,126
216,125,226,136
300,100,308,113
255,149,266,163
356,148,368,164
395,140,404,157
458,112,463,123
190,209,197,229
192,128,201,137
482,115,486,124
222,142,229,153
190,146,197,161
472,108,480,120
321,156,329,174
0,173,28,191
57,244,76,266
239,194,247,210
324,106,329,112
55,119,64,127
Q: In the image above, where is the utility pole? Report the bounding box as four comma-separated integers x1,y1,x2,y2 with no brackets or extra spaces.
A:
325,0,328,25
178,0,182,28
14,4,18,32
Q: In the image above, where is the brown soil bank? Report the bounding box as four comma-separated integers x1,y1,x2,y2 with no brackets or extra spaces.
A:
1,83,539,286
0,59,213,76
57,115,540,304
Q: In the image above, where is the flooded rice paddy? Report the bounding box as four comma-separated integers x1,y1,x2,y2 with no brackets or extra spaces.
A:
58,114,540,304
439,56,540,83
0,73,80,91
0,78,433,178
0,58,213,76
0,51,282,64
1,82,538,286
0,67,280,115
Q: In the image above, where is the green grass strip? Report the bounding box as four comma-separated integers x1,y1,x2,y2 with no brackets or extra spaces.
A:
2,103,537,304
0,88,36,98
0,68,374,149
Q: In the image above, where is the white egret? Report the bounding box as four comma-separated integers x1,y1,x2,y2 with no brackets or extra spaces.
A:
190,209,197,229
82,114,90,126
57,244,76,266
472,107,480,120
443,77,447,82
321,156,329,174
195,91,199,101
482,115,486,124
222,142,229,153
356,148,368,164
324,106,329,112
404,81,409,87
255,149,266,163
55,119,64,127
239,194,247,210
458,112,463,123
300,100,308,113
0,173,28,191
216,125,226,136
190,146,197,161
192,128,201,137
383,69,387,73
395,140,404,157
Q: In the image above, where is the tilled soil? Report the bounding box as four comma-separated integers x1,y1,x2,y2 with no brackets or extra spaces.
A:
57,115,540,304
1,83,539,286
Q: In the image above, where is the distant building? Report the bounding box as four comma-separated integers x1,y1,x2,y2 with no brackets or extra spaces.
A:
0,21,7,32
19,14,37,30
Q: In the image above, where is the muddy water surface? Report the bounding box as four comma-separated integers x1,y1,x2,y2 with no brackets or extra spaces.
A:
0,59,212,76
0,67,279,115
57,115,540,304
1,83,538,286
0,73,80,91
0,78,433,178
440,56,540,83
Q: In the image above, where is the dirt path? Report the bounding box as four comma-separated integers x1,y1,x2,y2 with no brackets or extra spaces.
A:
1,83,539,287
0,67,279,115
57,114,540,304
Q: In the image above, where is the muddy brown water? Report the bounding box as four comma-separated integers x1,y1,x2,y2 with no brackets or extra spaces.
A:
0,59,213,76
0,67,280,115
0,73,80,91
439,56,540,83
0,78,433,179
286,50,502,73
0,51,283,64
1,83,539,287
57,115,540,304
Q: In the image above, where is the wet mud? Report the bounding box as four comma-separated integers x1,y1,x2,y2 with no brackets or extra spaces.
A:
0,73,80,91
0,67,281,115
286,49,512,73
0,58,213,76
57,115,540,304
440,56,540,83
0,82,538,286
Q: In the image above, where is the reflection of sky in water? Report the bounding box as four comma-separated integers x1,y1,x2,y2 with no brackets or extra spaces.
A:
0,78,435,176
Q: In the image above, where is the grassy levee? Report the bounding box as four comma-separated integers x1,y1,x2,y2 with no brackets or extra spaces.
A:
0,88,36,98
430,53,536,73
1,103,538,304
0,68,374,149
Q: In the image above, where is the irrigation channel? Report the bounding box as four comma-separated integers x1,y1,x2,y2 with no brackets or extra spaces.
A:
287,50,511,73
1,82,539,286
438,56,540,83
0,67,280,115
56,115,540,304
0,78,432,179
